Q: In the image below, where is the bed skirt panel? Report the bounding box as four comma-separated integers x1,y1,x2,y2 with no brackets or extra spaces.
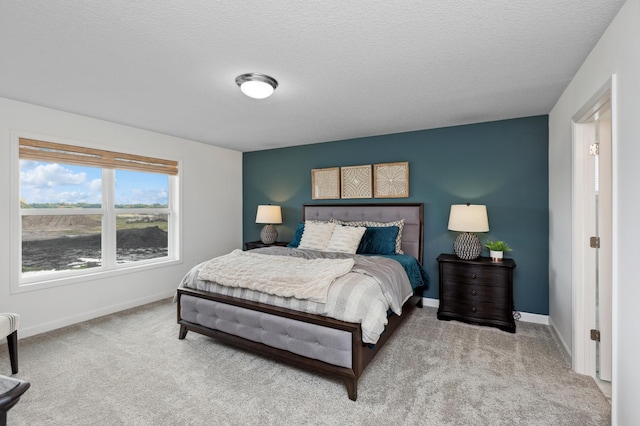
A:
180,294,353,369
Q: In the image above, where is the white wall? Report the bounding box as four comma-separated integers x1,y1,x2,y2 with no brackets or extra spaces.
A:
0,97,243,338
549,0,640,424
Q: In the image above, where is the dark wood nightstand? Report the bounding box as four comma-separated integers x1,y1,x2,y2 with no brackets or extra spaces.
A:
437,254,517,333
244,240,289,250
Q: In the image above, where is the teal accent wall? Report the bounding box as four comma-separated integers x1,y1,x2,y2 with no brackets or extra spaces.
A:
243,116,549,315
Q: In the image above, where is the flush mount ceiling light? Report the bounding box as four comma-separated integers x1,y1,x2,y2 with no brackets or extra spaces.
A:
235,73,278,99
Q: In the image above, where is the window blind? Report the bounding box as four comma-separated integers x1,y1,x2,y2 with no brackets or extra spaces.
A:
19,138,178,175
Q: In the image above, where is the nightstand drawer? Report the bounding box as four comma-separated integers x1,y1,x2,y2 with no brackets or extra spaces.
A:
440,298,511,321
441,262,509,287
440,280,509,306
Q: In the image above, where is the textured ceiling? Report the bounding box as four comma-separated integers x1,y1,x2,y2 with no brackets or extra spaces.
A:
0,1,626,152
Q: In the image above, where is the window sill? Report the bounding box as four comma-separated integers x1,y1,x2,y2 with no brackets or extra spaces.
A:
12,257,183,294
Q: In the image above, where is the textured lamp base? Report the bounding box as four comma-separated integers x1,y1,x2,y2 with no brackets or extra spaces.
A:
260,224,278,244
453,232,482,260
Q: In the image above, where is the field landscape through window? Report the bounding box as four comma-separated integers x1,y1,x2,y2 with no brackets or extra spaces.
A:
21,212,169,274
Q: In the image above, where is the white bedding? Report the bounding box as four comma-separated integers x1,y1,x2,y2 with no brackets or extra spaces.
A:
198,249,354,303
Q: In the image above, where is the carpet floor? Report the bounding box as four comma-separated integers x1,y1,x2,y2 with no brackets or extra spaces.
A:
2,299,610,425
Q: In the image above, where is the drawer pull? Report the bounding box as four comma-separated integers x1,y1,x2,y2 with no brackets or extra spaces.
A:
471,306,477,313
471,290,477,296
471,273,477,279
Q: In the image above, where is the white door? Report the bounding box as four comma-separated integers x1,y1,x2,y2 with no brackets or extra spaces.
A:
593,114,612,382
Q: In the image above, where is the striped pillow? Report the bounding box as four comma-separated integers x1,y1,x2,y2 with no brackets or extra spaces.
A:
331,218,405,254
324,225,367,254
298,222,336,251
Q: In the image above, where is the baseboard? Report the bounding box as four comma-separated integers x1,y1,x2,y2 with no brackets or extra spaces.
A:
518,311,549,325
16,290,175,340
422,297,550,325
421,297,439,308
549,317,572,365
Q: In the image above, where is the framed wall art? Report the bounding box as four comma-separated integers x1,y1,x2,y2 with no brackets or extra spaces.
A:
341,165,372,199
311,167,340,199
374,161,409,198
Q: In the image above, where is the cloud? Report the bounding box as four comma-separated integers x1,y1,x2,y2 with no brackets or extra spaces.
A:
20,163,87,188
116,188,168,206
20,162,102,204
24,188,101,204
89,179,102,192
53,191,93,204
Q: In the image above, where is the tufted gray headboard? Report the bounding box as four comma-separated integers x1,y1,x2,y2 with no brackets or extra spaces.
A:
302,203,424,264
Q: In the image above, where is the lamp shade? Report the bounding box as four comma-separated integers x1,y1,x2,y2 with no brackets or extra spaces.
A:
255,205,282,224
448,204,489,232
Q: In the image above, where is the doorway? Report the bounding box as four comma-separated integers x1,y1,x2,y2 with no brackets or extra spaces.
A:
571,77,616,396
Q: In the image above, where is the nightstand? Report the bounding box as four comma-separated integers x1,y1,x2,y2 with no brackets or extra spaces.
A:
244,240,289,250
437,254,516,333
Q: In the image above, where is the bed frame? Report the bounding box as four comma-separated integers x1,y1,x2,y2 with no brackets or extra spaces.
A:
176,203,424,400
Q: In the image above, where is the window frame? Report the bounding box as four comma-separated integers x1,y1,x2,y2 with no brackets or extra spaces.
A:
11,132,182,294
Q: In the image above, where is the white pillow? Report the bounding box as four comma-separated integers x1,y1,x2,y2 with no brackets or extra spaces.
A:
324,225,367,254
298,222,336,251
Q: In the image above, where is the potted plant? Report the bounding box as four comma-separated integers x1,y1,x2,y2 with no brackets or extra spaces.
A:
484,240,512,262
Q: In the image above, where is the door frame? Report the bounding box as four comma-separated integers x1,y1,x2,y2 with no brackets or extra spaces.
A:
570,75,618,386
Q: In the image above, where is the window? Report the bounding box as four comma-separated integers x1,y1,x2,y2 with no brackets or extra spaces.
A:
16,136,179,288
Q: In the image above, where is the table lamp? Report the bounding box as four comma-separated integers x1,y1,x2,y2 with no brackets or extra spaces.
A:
448,203,489,260
255,205,282,244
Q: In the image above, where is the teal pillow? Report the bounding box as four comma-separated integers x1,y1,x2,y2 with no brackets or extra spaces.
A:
357,226,399,255
287,222,305,247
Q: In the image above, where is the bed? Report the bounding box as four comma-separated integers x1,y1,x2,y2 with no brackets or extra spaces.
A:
176,203,426,400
